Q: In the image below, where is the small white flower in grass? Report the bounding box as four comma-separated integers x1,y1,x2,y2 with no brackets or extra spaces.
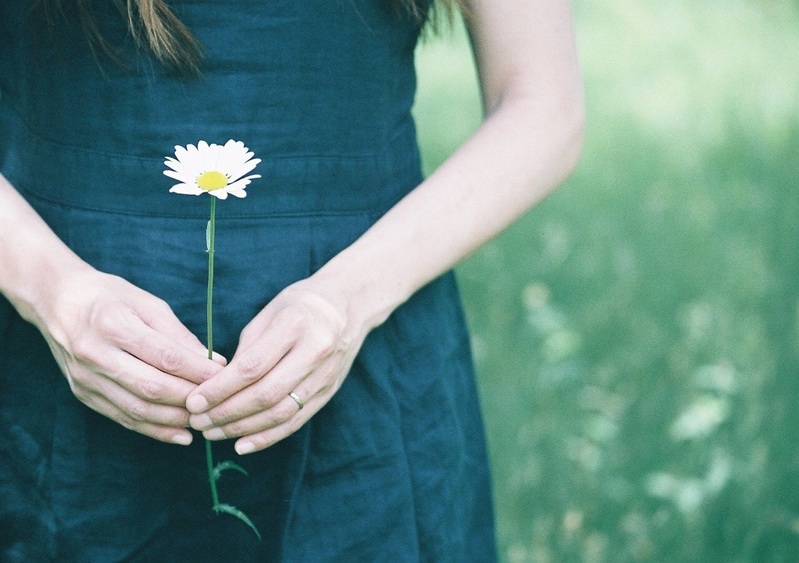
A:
164,139,261,200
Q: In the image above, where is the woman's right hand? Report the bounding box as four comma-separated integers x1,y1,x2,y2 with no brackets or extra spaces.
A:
33,268,224,445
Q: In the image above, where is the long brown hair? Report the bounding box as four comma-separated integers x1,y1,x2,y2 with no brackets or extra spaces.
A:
46,0,464,75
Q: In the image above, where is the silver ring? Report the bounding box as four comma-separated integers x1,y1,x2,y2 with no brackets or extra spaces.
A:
288,391,305,410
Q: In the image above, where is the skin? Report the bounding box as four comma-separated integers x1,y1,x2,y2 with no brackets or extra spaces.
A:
0,0,584,454
0,184,226,445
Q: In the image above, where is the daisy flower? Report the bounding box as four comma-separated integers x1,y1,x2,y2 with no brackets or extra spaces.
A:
164,139,261,199
162,138,263,540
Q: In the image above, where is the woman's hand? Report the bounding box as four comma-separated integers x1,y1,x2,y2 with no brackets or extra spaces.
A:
36,268,225,446
186,278,365,455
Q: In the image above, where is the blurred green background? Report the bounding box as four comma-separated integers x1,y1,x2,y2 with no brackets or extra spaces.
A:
412,1,799,561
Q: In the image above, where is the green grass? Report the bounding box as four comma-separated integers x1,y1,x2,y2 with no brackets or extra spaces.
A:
413,1,799,560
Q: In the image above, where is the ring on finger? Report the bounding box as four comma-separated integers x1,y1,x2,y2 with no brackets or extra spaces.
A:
288,391,305,410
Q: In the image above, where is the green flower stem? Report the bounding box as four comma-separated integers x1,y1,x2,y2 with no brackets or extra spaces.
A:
201,195,260,540
207,196,216,362
206,196,220,508
206,439,220,507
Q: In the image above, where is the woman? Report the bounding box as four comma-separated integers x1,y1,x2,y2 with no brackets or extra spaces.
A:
0,0,583,560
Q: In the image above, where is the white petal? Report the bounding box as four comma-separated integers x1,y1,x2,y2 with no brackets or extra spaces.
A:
173,144,190,161
223,140,248,159
163,169,193,184
219,140,254,173
194,142,215,171
164,157,193,179
209,189,229,200
225,175,259,192
227,188,248,198
228,159,261,183
172,144,205,177
207,142,224,170
169,184,204,196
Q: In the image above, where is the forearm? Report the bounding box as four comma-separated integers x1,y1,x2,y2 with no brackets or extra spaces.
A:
312,92,584,330
0,173,92,325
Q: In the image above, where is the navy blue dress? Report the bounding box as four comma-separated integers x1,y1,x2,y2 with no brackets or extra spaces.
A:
0,1,496,560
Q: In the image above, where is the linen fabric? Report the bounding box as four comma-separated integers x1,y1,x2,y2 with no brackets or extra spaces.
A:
0,1,497,561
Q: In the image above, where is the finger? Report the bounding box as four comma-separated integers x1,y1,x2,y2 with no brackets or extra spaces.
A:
67,335,198,408
121,317,225,385
188,349,313,429
200,393,303,440
231,396,321,454
83,390,194,445
103,351,200,407
72,368,194,426
186,327,296,414
137,296,215,360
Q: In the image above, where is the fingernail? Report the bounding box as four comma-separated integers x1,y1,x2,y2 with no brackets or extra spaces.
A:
172,433,192,446
211,352,228,366
236,441,255,455
191,414,214,431
204,427,225,441
187,394,209,413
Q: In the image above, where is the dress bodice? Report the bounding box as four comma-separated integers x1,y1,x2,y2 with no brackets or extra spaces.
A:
0,0,428,217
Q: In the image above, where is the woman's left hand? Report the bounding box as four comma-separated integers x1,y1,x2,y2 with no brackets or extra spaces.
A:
186,278,365,454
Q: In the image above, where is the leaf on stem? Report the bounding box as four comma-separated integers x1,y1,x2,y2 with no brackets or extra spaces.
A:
214,503,263,541
212,460,250,482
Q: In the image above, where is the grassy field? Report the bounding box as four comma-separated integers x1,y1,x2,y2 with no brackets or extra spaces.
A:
413,1,799,561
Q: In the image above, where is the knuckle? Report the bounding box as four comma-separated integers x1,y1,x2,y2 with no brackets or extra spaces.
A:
257,386,281,409
152,297,173,315
156,346,184,373
312,333,338,361
209,404,231,424
170,410,190,427
95,308,125,339
223,420,246,438
138,378,166,402
66,366,92,390
117,416,137,431
71,337,99,364
236,354,264,383
125,400,149,423
276,401,298,423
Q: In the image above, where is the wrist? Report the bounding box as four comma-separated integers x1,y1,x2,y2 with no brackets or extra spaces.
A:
5,248,94,330
309,253,412,334
0,177,95,328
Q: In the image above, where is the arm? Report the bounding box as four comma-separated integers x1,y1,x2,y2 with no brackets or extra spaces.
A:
0,174,224,444
187,0,585,453
319,0,585,327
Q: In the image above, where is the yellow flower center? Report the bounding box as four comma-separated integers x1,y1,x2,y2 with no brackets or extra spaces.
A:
196,171,228,192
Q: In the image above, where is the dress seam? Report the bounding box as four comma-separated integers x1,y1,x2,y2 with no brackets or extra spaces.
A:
20,188,378,220
1,95,389,164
